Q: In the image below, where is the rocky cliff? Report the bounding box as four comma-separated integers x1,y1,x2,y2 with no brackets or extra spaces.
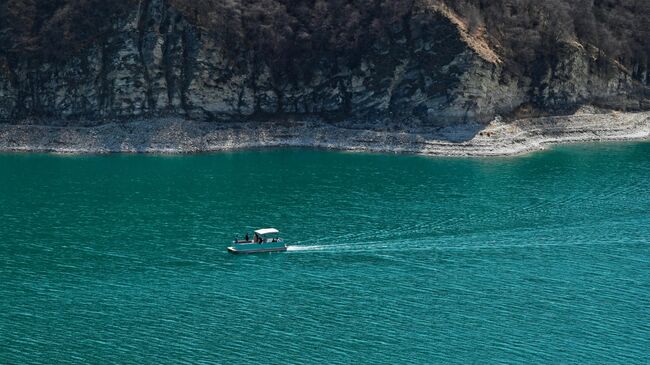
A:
0,0,648,132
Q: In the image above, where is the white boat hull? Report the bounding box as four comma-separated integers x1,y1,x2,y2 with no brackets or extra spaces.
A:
227,242,287,254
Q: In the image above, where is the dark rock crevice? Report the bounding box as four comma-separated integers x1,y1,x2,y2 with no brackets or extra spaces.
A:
136,0,155,113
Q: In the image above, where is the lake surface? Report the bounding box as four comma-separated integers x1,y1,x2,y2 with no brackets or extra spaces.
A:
1,142,649,364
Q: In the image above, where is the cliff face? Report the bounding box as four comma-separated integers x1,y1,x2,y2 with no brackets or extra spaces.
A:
0,0,647,127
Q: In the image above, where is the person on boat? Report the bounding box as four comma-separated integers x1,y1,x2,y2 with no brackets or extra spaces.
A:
245,232,249,242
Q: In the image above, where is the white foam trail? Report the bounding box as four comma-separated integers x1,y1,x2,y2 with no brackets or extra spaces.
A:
286,236,622,255
286,241,390,253
286,245,325,252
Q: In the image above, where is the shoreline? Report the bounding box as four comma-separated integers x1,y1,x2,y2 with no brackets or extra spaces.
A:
1,110,648,157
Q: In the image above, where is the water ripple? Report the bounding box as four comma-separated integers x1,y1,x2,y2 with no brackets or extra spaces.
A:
1,145,650,363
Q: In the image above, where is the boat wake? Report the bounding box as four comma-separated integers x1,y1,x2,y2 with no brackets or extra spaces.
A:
285,241,397,253
286,245,325,252
284,231,628,255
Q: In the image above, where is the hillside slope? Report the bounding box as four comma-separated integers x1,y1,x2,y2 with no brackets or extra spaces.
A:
0,0,648,154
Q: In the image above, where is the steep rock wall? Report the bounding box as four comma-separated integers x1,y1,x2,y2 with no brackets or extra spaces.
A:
0,0,646,127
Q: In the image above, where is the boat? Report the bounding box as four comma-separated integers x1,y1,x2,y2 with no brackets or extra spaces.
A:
227,228,287,254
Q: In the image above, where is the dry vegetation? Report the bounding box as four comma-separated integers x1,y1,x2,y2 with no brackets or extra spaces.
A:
447,0,650,80
0,0,134,61
1,0,648,82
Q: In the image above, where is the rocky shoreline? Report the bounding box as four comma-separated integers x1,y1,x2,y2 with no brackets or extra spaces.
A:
1,110,648,157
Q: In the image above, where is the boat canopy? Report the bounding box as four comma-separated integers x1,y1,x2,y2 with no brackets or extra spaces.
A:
254,228,279,236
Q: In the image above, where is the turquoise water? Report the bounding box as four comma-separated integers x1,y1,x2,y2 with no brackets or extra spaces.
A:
1,143,649,363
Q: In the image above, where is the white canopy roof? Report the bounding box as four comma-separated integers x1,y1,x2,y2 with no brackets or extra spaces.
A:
254,228,279,236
